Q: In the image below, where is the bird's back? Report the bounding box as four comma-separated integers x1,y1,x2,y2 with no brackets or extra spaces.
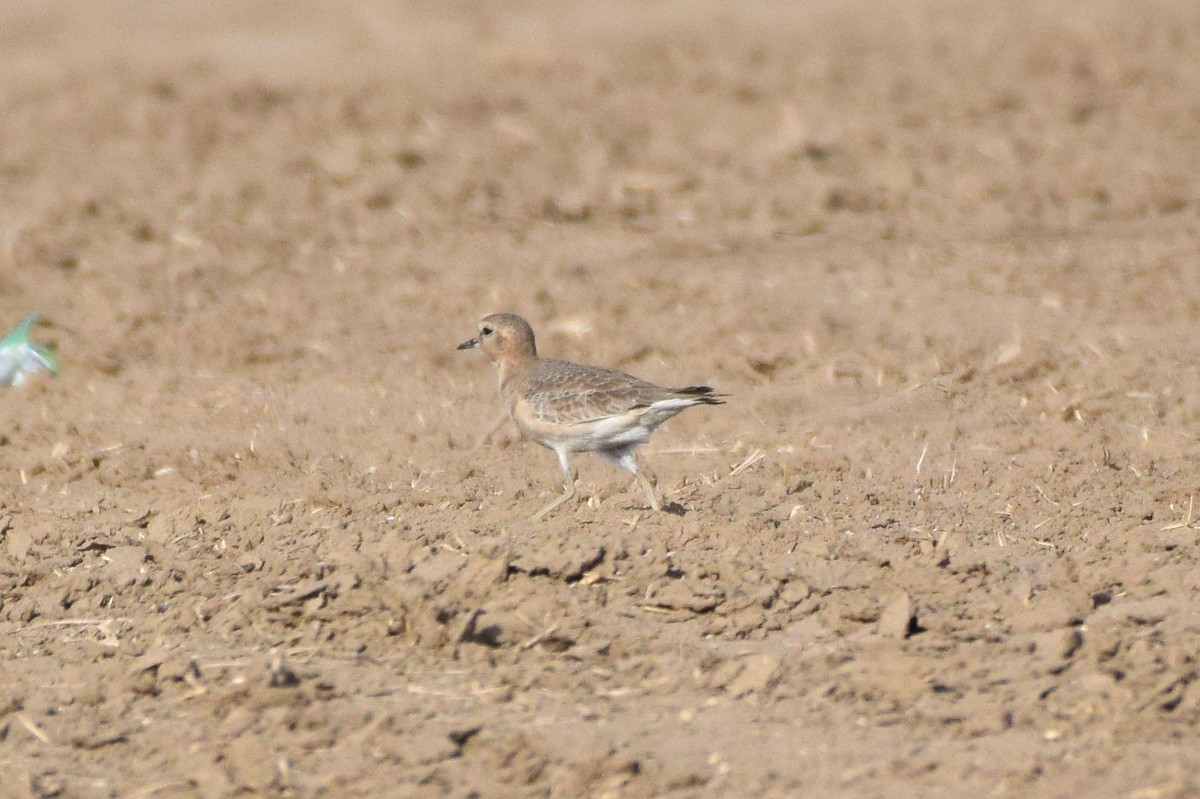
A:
513,359,671,424
509,356,721,431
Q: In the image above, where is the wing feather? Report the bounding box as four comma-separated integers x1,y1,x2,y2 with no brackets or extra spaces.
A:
525,359,668,424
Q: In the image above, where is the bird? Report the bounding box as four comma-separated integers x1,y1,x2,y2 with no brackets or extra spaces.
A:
458,313,725,519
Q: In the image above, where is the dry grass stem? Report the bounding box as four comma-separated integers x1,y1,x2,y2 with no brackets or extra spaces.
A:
1162,495,1195,531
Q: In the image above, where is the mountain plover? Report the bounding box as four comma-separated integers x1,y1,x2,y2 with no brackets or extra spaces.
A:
458,313,725,519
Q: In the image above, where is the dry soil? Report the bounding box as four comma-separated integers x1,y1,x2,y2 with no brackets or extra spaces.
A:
3,2,1200,797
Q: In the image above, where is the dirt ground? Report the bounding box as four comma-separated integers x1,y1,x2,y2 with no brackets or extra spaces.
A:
2,1,1200,796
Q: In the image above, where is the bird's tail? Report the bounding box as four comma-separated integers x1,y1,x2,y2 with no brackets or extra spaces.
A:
672,385,727,405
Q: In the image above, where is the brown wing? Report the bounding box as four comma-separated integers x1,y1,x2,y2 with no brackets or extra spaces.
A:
523,359,671,425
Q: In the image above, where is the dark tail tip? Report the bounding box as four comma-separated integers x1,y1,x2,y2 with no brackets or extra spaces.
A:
676,385,728,404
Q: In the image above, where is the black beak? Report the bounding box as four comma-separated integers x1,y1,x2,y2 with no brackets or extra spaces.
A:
457,337,479,351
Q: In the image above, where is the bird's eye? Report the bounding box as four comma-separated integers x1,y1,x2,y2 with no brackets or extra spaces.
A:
481,325,494,336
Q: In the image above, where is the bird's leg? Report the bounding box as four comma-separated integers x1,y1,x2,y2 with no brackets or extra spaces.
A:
475,412,511,448
634,470,661,512
530,483,575,521
604,448,661,512
529,449,577,521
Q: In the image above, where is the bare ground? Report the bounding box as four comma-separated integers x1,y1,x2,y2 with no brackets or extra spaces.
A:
3,2,1200,797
